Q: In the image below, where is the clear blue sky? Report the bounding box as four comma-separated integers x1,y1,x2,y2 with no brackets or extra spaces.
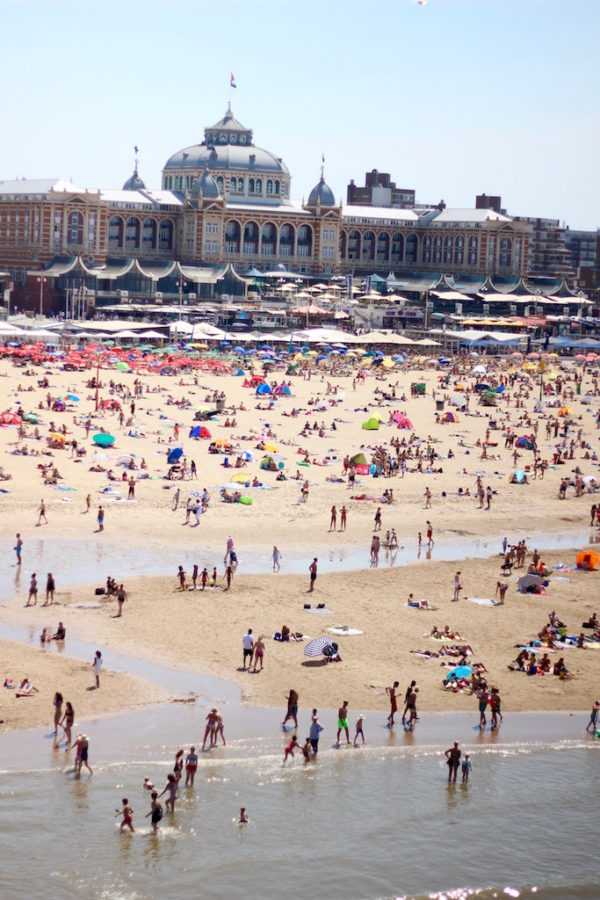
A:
3,0,599,229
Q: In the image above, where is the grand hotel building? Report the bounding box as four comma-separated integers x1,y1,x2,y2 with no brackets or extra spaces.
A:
0,105,532,312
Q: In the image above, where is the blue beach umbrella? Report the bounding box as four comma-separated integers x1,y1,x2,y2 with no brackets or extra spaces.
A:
445,665,472,681
167,447,183,464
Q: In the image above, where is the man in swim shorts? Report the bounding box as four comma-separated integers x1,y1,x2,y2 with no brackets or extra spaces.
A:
308,558,318,593
337,700,350,744
242,628,254,670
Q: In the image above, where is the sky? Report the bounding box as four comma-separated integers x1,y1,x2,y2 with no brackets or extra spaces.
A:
2,0,599,229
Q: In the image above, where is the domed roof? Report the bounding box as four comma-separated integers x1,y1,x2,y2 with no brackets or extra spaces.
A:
191,169,220,200
164,143,289,175
307,177,335,207
122,165,146,191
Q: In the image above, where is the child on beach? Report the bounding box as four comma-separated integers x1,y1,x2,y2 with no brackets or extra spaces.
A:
301,737,312,764
461,754,472,783
115,798,135,832
159,774,178,812
354,715,365,745
283,734,300,765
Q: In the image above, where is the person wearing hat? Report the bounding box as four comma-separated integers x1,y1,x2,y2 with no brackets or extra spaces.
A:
586,700,600,733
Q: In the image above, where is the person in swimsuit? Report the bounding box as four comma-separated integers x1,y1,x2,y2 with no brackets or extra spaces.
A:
115,798,135,832
252,636,265,672
405,687,419,730
301,738,312,765
445,742,461,784
283,734,300,765
386,682,399,727
272,546,282,573
354,714,365,746
215,710,226,746
60,701,74,748
45,572,55,606
53,692,63,737
461,754,472,783
69,733,93,776
14,533,23,565
97,505,104,532
146,791,163,832
282,689,299,729
116,584,127,617
202,708,219,749
173,749,184,783
477,688,488,729
308,558,318,593
92,651,102,688
402,681,417,725
185,747,198,786
159,774,178,812
337,700,350,745
239,807,249,823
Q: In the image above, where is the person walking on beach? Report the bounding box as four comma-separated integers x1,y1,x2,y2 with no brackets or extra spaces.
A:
97,505,104,532
309,709,323,756
337,700,351,745
27,573,38,606
402,680,417,725
489,687,502,729
60,701,74,748
461,754,472,783
14,533,23,566
160,774,178,813
272,545,282,573
426,521,434,548
586,700,600,733
282,689,299,729
53,692,63,737
330,505,337,531
374,507,382,531
424,486,432,509
37,498,48,526
242,629,254,670
45,572,55,606
354,714,366,745
224,563,234,591
386,681,399,727
477,687,488,729
225,535,235,565
115,799,135,832
308,557,318,592
146,791,163,833
340,505,347,531
253,635,265,672
445,742,461,784
85,494,91,513
92,651,102,688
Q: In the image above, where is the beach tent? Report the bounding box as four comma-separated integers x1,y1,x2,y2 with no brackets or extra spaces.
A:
558,407,573,417
451,393,466,408
167,447,183,464
362,417,380,431
230,472,250,484
349,452,367,466
509,470,527,484
395,415,414,430
440,411,458,423
474,383,491,393
93,433,115,447
518,573,543,592
471,365,487,376
256,383,271,395
515,436,536,450
576,551,600,571
481,391,497,407
190,425,211,439
0,411,22,425
260,455,278,471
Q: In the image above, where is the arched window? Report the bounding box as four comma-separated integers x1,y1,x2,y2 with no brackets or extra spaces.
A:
499,236,512,267
142,218,157,251
243,222,259,255
108,216,123,250
391,232,404,264
468,236,478,266
443,235,453,265
340,230,347,259
406,233,418,264
362,230,375,261
266,180,273,195
433,235,442,264
274,180,280,194
249,178,255,193
377,231,390,263
422,234,432,264
348,229,360,261
158,219,173,251
224,220,241,253
216,176,224,192
454,235,464,265
67,210,83,246
261,222,276,256
297,224,313,258
238,177,244,193
256,178,262,193
125,216,140,250
279,223,295,257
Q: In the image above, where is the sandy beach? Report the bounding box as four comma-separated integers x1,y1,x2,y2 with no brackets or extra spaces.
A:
1,351,599,726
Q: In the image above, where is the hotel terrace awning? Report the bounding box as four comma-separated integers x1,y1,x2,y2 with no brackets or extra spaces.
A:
431,290,472,301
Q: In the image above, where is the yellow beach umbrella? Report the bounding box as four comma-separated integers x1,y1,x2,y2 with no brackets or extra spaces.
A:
230,472,250,483
49,432,66,442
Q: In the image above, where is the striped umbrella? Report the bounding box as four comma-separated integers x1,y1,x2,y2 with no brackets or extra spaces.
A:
304,636,333,658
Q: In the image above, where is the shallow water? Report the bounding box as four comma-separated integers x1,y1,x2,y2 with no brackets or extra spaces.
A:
0,708,598,900
0,527,595,599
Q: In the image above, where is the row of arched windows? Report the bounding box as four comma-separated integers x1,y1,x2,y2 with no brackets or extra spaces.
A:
163,174,282,196
224,220,313,257
108,215,173,251
341,230,485,267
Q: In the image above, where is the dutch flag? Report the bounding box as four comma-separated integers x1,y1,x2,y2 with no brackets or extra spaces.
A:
230,72,237,89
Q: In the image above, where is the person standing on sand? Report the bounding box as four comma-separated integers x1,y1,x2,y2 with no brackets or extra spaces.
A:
92,651,102,688
97,505,104,532
496,581,508,604
53,692,63,737
426,521,434,547
37,499,48,526
116,584,127,617
172,487,180,511
14,533,23,566
45,572,55,606
253,635,265,672
336,700,351,745
272,546,282,573
242,629,254,669
330,505,337,531
445,742,461,783
127,476,136,500
424,486,432,509
60,701,74,748
224,563,233,591
308,557,318,592
489,687,502,729
27,573,38,606
374,507,382,531
340,505,347,531
453,571,462,602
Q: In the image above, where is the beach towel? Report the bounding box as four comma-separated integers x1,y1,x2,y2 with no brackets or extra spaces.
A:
328,626,364,636
468,597,501,607
304,607,334,615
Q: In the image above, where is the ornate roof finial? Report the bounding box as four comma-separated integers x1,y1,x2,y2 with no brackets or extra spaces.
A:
134,145,140,174
320,151,325,182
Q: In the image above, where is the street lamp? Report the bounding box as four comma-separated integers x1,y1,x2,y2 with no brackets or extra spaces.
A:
178,276,186,322
37,276,47,318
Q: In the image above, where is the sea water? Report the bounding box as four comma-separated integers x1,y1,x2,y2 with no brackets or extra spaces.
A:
0,706,597,900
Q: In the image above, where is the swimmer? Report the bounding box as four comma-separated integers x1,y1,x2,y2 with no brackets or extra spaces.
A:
145,791,163,833
143,777,155,792
239,807,249,824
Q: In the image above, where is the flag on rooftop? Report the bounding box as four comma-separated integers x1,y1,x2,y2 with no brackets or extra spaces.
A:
230,73,237,89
